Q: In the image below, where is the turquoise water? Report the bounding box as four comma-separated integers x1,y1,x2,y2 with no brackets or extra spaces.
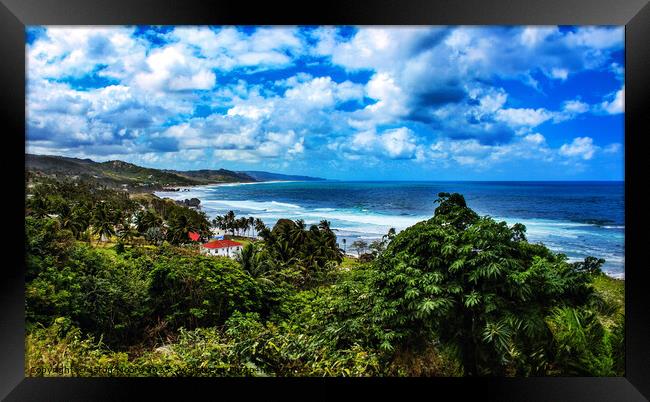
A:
156,181,624,278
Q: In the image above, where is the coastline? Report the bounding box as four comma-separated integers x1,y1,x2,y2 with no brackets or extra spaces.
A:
152,179,306,194
149,180,625,280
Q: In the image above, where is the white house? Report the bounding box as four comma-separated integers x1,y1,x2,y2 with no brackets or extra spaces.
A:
201,239,243,258
211,228,227,238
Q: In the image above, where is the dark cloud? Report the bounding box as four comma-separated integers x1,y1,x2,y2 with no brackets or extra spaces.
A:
408,28,451,55
413,85,467,107
146,136,179,152
446,122,515,146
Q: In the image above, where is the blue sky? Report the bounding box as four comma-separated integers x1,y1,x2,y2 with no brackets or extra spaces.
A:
26,26,624,180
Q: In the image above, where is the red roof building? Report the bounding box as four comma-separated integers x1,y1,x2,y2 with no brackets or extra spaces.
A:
202,239,242,249
201,239,243,258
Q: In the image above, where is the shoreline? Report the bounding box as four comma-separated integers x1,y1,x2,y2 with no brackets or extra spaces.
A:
148,182,625,281
153,179,307,194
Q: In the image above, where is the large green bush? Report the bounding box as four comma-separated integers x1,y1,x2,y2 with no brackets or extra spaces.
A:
370,192,601,376
148,252,263,330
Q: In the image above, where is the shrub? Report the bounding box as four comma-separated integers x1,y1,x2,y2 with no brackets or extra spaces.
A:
26,318,130,377
148,254,262,330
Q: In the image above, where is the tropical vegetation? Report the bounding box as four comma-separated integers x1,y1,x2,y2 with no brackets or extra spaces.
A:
25,178,624,377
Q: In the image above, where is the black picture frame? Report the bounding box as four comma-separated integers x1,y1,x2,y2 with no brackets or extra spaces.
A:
2,0,648,400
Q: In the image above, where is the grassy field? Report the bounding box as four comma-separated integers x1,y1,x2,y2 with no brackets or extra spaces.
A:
224,235,258,248
591,274,625,329
339,256,363,270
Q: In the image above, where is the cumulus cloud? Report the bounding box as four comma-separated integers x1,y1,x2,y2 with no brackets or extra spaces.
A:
27,27,147,81
166,26,306,73
425,133,554,168
559,137,598,160
562,99,590,114
134,44,216,91
599,86,624,114
26,25,624,176
330,127,420,161
495,108,553,128
380,128,418,159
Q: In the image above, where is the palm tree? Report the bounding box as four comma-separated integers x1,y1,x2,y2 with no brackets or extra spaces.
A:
117,219,138,245
136,209,163,234
291,219,307,245
166,213,196,244
57,203,83,238
92,202,116,243
212,215,225,231
254,218,266,238
74,203,92,235
237,217,249,237
236,243,275,285
225,210,236,235
274,240,294,264
135,210,147,232
29,195,50,219
318,219,332,232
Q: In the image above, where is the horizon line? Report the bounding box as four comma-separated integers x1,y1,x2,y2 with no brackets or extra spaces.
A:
25,153,624,182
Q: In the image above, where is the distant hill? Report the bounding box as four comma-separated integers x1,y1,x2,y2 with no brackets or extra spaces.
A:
25,154,324,191
171,169,255,184
25,154,255,191
240,171,325,182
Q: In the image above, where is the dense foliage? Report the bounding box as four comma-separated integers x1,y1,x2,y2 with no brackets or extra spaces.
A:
370,193,610,375
25,182,624,377
26,177,212,246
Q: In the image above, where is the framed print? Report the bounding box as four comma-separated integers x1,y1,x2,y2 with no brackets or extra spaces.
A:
1,0,649,400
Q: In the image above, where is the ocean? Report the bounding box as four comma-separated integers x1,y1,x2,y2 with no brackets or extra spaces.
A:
155,181,625,278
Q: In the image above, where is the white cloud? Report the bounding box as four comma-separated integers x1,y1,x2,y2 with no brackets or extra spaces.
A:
347,72,409,130
170,26,304,71
26,26,624,176
565,27,624,49
333,127,419,161
209,130,304,163
551,68,569,80
365,72,408,116
603,143,622,154
559,137,597,160
27,27,147,81
495,108,553,127
425,133,553,168
350,130,377,150
227,104,272,120
520,27,557,47
599,86,624,114
380,128,418,159
285,76,339,108
476,89,508,114
562,99,590,114
610,62,624,81
213,149,261,163
134,44,216,92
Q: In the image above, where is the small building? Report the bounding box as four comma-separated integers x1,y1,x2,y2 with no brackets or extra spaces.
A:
211,228,227,239
201,239,243,258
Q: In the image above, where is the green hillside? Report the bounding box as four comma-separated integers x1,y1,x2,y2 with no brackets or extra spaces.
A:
25,154,255,191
